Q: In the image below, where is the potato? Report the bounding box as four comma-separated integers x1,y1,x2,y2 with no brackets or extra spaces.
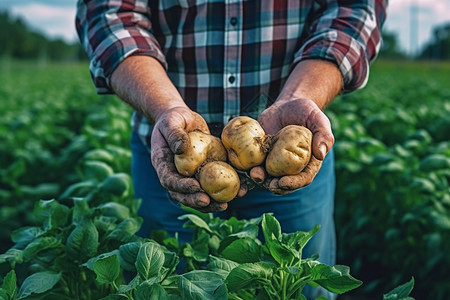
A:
175,131,227,176
221,116,267,170
198,161,240,202
265,125,312,177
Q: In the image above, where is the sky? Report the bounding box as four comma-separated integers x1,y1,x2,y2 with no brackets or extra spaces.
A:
1,0,449,55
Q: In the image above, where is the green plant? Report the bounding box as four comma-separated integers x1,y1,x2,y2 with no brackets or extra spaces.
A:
0,196,362,300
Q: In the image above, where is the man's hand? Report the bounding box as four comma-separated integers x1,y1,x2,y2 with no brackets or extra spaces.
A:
253,98,334,194
249,59,342,194
150,107,229,212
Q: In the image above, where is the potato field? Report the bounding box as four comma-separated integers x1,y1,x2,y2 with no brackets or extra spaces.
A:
0,60,448,299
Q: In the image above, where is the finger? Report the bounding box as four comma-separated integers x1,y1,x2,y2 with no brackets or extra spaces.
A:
157,115,191,155
277,156,323,190
201,201,228,213
237,180,248,197
249,166,266,183
168,191,211,209
306,109,334,160
265,178,294,195
170,191,228,213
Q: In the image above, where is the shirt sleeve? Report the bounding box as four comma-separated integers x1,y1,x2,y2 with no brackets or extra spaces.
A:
75,0,167,94
294,0,387,93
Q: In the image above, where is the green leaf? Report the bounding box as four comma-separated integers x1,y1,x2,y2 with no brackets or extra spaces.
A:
17,271,61,299
135,281,169,300
268,240,296,266
33,199,70,231
221,238,262,263
66,219,99,261
82,160,114,181
183,232,210,262
419,154,450,172
58,180,97,200
179,214,212,233
261,214,296,265
383,277,415,300
107,218,142,243
72,197,91,225
101,173,132,197
98,202,131,221
0,289,9,300
180,206,213,223
135,242,165,281
118,275,141,294
310,264,362,294
151,229,179,251
23,237,61,261
1,270,17,299
0,249,23,268
93,254,121,285
282,224,320,251
179,270,227,300
226,262,274,292
83,149,114,164
261,214,282,243
83,250,120,271
207,256,239,279
10,227,44,248
119,242,142,271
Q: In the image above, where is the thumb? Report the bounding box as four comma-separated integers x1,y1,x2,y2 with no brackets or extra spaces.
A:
156,114,190,155
307,110,334,160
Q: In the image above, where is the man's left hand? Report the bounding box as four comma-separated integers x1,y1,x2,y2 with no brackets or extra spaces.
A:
252,97,335,194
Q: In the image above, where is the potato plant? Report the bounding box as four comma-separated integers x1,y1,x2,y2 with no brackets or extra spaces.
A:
1,61,446,299
327,61,450,300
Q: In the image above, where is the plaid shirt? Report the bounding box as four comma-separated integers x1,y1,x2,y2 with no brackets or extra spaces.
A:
76,0,386,142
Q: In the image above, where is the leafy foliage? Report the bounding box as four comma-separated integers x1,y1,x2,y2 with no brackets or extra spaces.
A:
328,61,450,299
2,60,444,299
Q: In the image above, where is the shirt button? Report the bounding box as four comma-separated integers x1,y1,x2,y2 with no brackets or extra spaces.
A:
228,75,236,84
230,17,238,26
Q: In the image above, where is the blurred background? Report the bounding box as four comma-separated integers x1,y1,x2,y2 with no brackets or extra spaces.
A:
0,1,449,299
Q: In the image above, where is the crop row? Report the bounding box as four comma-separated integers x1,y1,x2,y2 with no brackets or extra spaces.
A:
327,61,450,300
1,61,448,299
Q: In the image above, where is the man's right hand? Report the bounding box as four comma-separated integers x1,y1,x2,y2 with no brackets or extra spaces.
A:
150,107,228,212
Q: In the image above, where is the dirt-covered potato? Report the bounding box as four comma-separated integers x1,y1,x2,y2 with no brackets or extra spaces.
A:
174,131,227,176
198,161,240,202
265,125,312,177
221,116,267,170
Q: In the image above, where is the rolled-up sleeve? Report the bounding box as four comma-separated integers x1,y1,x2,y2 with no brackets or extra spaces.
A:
295,0,387,93
76,0,167,94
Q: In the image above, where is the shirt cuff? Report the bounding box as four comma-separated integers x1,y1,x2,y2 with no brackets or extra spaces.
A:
294,30,369,93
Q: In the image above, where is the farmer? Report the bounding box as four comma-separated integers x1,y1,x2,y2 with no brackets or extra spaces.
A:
76,0,386,298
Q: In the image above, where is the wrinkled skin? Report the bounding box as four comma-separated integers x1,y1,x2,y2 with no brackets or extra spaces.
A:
150,107,248,212
253,98,335,195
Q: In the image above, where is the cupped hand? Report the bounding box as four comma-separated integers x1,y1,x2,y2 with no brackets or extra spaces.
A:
150,107,228,212
252,98,335,194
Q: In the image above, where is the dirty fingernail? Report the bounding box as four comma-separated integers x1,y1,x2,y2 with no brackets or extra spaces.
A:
196,199,209,207
319,143,327,159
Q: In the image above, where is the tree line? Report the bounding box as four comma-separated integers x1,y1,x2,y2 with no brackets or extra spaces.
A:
0,11,87,62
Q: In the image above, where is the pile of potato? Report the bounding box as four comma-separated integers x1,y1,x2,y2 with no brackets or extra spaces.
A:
175,116,312,202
